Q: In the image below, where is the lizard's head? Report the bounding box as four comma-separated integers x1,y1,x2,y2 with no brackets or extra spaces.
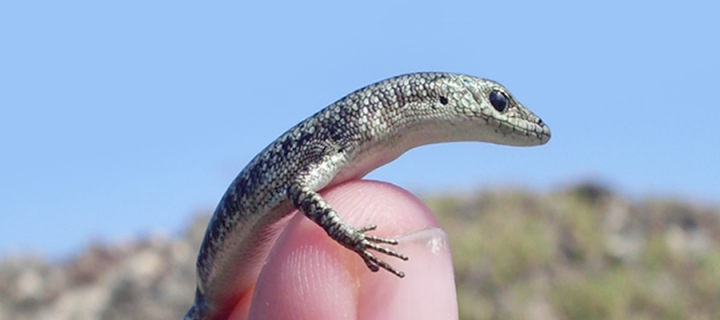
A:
433,74,551,146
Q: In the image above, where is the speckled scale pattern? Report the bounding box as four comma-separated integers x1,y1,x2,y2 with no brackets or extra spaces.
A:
185,72,551,320
195,73,446,283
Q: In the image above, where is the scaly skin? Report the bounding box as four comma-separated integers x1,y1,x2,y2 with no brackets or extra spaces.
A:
184,72,551,320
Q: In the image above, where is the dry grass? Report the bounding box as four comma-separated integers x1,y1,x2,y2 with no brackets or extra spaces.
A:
424,183,720,320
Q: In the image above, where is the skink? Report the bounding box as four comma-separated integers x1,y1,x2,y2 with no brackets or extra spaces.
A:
184,72,551,319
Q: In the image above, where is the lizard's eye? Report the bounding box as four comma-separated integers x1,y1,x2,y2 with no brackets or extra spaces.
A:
489,90,508,112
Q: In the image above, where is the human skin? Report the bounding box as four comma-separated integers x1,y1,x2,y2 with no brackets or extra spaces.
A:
225,180,458,320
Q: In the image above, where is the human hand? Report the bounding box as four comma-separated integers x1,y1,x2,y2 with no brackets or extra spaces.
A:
227,180,458,320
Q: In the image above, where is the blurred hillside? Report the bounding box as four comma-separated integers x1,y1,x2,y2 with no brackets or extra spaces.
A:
1,183,718,320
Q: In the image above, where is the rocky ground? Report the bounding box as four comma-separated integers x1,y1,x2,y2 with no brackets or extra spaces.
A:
1,182,718,320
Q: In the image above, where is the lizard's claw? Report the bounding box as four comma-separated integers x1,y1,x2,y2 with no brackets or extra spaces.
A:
351,224,408,278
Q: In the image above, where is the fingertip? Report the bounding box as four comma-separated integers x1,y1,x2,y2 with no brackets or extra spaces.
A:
248,219,359,320
357,228,458,320
247,180,456,320
322,180,440,235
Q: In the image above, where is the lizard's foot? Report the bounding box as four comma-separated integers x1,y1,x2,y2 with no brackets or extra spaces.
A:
348,224,409,278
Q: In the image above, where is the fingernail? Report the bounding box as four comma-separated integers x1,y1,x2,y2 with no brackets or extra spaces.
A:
396,227,451,257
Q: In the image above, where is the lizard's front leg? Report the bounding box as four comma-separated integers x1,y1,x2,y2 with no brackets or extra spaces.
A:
287,182,409,277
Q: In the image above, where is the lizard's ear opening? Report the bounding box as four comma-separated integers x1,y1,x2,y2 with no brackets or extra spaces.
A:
439,96,448,105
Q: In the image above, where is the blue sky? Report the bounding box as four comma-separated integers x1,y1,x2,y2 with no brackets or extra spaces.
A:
1,0,718,259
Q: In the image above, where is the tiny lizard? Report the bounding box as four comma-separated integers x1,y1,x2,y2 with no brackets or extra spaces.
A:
184,72,551,319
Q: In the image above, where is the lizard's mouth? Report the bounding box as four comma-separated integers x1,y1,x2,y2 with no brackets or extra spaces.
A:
498,118,551,146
